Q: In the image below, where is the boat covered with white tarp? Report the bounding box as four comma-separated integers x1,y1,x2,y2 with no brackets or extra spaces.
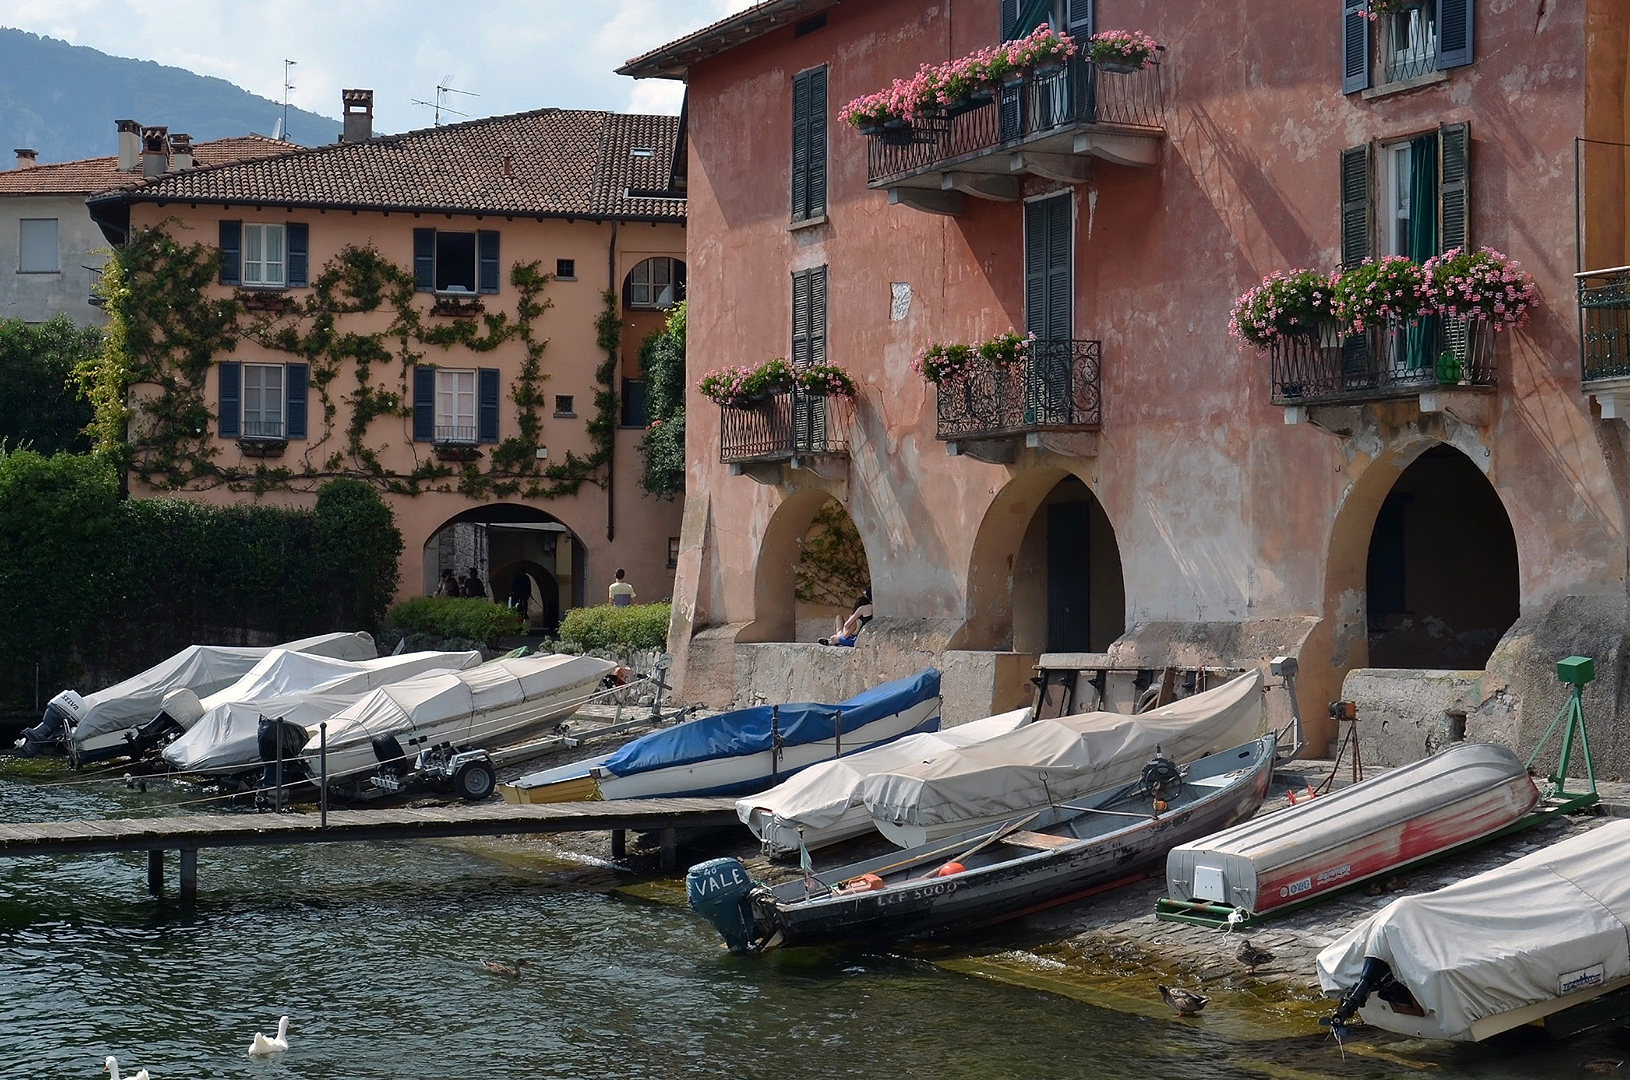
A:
304,653,617,782
862,670,1263,848
738,706,1033,857
18,632,377,761
161,649,483,774
1318,817,1630,1042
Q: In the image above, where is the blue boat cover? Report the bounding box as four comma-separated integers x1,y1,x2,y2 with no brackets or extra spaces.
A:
600,669,941,778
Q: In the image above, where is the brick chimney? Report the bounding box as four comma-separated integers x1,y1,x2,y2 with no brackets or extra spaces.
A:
342,89,374,143
169,133,193,170
13,148,36,169
141,126,169,177
117,119,142,171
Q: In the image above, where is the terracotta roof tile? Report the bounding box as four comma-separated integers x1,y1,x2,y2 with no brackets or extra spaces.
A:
618,0,839,80
0,135,295,195
94,109,685,222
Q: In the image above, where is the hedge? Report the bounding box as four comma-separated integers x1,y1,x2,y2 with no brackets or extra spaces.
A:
557,602,671,652
386,596,525,648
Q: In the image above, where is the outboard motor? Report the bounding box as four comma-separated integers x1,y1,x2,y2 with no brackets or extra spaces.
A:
1320,956,1394,1041
124,688,202,757
16,690,85,757
687,857,768,953
256,717,312,789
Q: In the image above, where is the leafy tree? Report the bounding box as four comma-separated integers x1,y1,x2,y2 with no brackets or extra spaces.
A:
795,498,871,608
0,315,99,454
315,479,404,629
637,302,686,499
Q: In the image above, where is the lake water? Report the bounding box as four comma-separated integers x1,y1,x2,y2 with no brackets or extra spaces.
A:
2,761,1625,1079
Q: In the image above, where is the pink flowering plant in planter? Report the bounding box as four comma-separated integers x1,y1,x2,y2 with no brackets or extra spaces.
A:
1004,24,1078,71
698,357,796,408
1420,247,1539,331
913,342,976,384
1088,29,1160,71
795,364,858,398
1228,269,1339,349
1365,0,1420,21
1332,255,1428,331
977,329,1031,366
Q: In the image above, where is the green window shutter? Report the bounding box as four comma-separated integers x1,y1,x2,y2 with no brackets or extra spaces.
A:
285,223,309,287
413,228,435,291
217,361,240,437
807,66,827,219
1066,0,1093,37
412,365,436,441
1340,144,1372,269
810,265,827,367
1438,122,1470,252
218,220,241,286
1025,194,1072,340
1342,0,1370,94
285,363,309,439
477,367,500,442
478,230,500,293
1025,200,1048,338
1001,0,1021,41
1436,0,1473,70
791,268,812,368
1012,0,1051,38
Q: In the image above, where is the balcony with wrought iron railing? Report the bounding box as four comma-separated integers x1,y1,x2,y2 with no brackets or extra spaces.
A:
1579,267,1630,419
866,56,1163,215
1268,317,1496,424
719,389,852,478
936,339,1101,457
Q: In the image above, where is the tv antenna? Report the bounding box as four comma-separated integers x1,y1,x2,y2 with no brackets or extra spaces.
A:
281,59,297,140
411,79,478,126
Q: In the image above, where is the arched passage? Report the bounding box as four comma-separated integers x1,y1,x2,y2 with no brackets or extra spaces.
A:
740,488,872,643
421,504,585,631
953,469,1126,653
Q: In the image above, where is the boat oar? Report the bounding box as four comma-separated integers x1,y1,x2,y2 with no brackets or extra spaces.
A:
847,817,1037,883
907,813,1042,881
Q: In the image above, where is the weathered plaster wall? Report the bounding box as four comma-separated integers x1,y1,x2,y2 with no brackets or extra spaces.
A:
0,192,108,324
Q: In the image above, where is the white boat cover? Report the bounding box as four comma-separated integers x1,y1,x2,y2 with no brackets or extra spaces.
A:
1317,818,1630,1042
161,650,482,773
862,670,1262,841
66,632,376,744
737,707,1034,853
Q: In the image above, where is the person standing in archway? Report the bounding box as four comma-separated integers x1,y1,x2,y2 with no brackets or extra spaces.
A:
434,568,459,598
608,568,636,607
509,571,531,624
464,567,486,600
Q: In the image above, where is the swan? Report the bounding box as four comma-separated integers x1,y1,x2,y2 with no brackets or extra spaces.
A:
103,1056,150,1080
247,1015,291,1056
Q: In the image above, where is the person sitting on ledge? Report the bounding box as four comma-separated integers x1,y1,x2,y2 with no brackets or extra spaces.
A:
820,586,873,647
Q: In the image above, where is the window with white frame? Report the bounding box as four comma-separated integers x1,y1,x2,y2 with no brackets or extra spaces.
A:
436,368,478,443
625,256,685,309
242,363,285,438
19,218,59,272
242,223,286,286
1378,141,1416,258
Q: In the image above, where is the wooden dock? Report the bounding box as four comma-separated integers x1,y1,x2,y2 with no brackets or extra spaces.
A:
0,797,740,900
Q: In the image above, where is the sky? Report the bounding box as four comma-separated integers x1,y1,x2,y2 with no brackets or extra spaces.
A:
0,0,758,132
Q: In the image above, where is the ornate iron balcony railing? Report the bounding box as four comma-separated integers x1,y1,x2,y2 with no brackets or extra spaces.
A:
1579,267,1630,384
1268,317,1496,406
866,55,1163,185
935,338,1102,441
719,389,852,464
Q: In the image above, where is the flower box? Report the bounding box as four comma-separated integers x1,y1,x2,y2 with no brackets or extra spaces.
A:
1088,29,1160,73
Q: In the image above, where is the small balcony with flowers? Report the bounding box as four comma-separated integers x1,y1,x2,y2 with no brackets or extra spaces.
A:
1232,249,1536,431
701,359,857,484
844,26,1166,215
919,331,1102,463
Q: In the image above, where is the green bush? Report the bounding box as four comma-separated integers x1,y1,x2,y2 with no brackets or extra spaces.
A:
0,315,100,455
386,596,525,647
636,302,685,500
557,602,671,652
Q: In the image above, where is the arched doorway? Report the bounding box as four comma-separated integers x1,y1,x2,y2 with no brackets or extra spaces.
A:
421,504,584,633
1364,444,1519,668
741,489,871,643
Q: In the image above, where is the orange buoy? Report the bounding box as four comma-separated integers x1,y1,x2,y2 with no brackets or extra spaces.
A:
935,861,966,877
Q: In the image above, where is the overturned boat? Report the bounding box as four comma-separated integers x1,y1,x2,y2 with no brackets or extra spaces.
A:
1318,817,1630,1043
160,649,483,774
861,670,1263,848
502,669,943,804
17,632,377,761
738,706,1033,858
1162,742,1539,925
688,733,1276,952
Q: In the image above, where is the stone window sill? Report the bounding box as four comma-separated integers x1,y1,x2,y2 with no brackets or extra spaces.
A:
237,438,288,457
553,411,577,419
16,269,61,275
787,214,829,232
1362,70,1448,100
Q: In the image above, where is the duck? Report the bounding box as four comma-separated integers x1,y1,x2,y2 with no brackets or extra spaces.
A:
1236,939,1274,974
103,1056,150,1080
1157,984,1208,1017
247,1015,291,1056
1582,1061,1624,1076
481,957,526,978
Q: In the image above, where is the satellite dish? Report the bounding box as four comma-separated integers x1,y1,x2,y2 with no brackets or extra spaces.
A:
271,117,284,141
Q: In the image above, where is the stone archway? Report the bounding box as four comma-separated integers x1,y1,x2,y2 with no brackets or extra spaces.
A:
740,487,870,643
421,504,584,616
489,559,560,634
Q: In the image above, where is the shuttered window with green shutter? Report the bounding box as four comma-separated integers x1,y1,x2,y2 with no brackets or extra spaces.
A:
791,66,827,223
1025,193,1072,342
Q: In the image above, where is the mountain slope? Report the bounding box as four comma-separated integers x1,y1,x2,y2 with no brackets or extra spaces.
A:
0,28,340,163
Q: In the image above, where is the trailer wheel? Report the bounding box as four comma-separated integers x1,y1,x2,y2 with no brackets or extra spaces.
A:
453,758,496,801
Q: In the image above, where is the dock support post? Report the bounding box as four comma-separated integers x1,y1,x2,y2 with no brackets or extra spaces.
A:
179,848,197,904
611,829,626,858
660,827,677,872
147,849,163,895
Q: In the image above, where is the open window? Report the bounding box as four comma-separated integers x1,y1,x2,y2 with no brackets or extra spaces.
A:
413,228,500,295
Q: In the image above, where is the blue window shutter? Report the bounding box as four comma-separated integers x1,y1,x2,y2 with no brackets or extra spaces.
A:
1066,0,1093,37
478,367,501,443
285,362,309,439
1001,0,1021,40
1340,144,1372,269
1342,0,1370,94
219,220,241,286
1436,0,1473,69
412,365,435,441
286,223,309,287
478,230,500,293
218,361,241,437
413,229,435,291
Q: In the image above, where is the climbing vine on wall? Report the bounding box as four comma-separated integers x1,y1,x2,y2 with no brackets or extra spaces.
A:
79,224,619,501
796,498,872,608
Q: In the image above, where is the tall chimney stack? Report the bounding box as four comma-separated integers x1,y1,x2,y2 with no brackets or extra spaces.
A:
117,119,142,171
13,148,37,170
342,89,374,143
141,126,169,178
168,133,193,171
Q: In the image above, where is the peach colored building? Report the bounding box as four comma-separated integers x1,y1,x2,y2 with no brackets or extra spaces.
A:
625,1,1630,770
89,95,686,628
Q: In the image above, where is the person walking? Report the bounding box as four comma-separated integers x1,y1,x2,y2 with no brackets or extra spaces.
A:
608,568,636,607
508,572,531,623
